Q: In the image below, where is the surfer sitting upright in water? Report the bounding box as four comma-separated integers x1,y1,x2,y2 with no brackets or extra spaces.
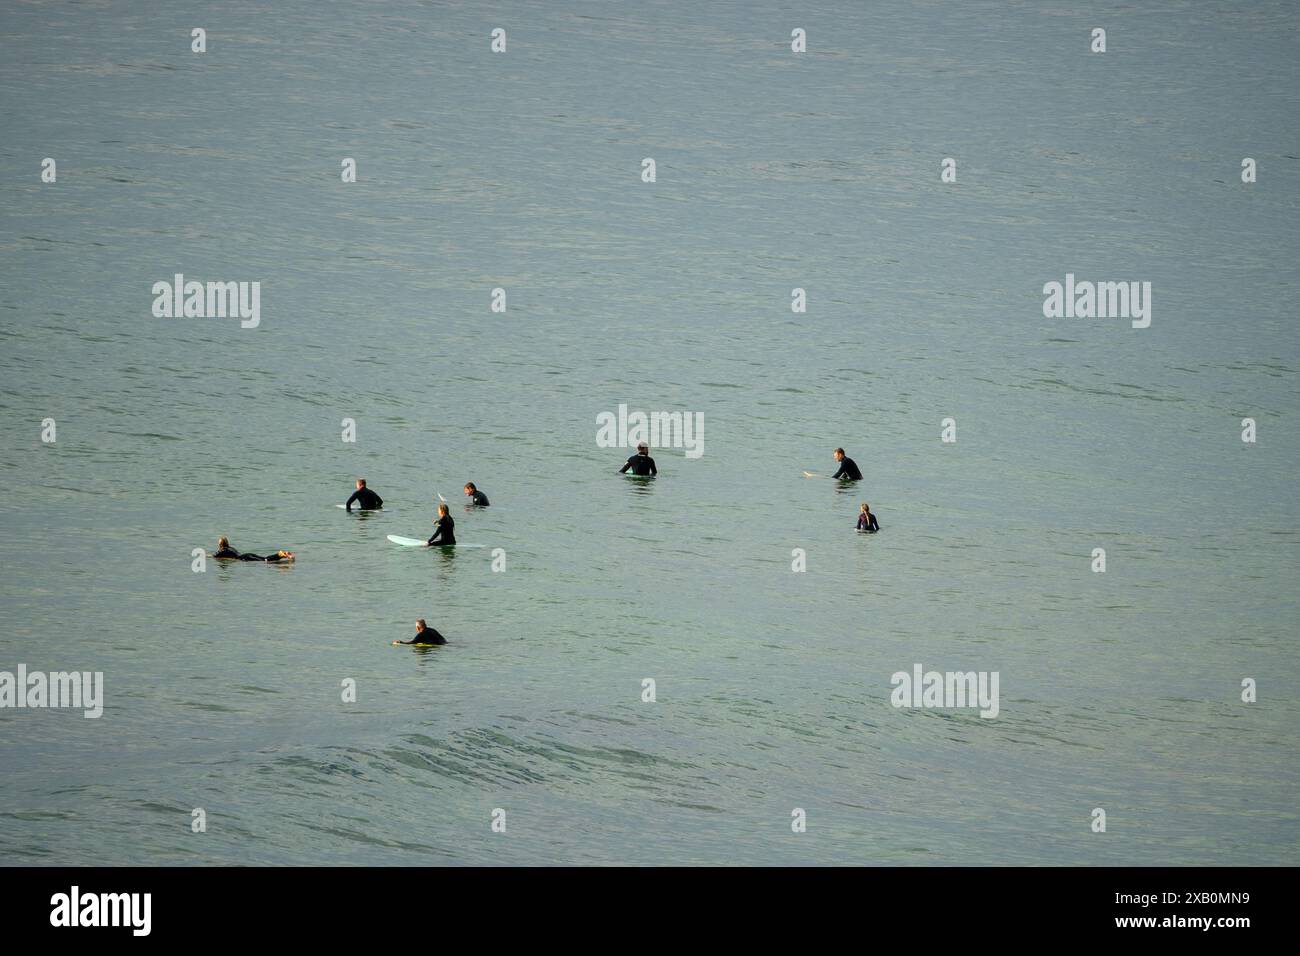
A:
856,503,880,533
464,482,489,506
832,448,863,481
619,441,657,477
393,619,447,646
345,478,383,511
427,503,456,546
213,536,294,562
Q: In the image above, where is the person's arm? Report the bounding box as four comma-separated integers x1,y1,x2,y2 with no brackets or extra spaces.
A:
345,490,359,511
649,458,657,476
871,514,880,532
619,458,632,474
374,493,383,508
832,463,847,479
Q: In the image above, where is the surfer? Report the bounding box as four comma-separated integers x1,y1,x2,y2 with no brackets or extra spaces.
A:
427,503,456,546
345,478,383,512
464,482,490,507
832,448,863,481
393,619,447,646
856,503,880,533
619,441,658,477
213,536,294,562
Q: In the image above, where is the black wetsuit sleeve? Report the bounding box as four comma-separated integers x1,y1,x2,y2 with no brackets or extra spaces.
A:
373,492,383,508
619,458,633,473
345,491,360,511
833,458,863,480
403,628,446,645
648,457,657,476
870,514,880,532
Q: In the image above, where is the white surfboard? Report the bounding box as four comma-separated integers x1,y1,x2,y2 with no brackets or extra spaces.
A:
387,535,484,548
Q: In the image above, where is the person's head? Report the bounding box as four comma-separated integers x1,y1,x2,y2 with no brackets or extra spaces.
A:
464,482,477,495
218,536,229,548
277,550,293,558
860,503,869,514
415,619,427,632
834,448,845,461
356,478,366,489
637,441,649,454
437,503,449,516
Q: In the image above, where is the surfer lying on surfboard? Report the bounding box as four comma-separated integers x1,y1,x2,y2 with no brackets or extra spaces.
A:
213,536,294,562
427,503,456,546
619,442,657,477
344,478,383,512
392,619,447,646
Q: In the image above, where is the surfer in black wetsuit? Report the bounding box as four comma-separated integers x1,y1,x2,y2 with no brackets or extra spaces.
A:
464,482,489,506
832,448,863,481
619,442,657,477
856,503,880,533
213,536,294,562
345,478,383,512
393,619,447,646
427,504,456,546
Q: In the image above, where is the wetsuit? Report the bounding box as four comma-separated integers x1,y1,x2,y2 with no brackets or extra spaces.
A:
345,488,383,511
857,512,880,533
214,547,288,563
620,452,657,476
427,515,456,546
833,456,863,481
400,627,447,646
468,490,490,506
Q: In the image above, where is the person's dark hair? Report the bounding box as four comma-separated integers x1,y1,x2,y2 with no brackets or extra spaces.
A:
834,447,845,456
465,482,476,492
357,478,366,487
416,619,426,629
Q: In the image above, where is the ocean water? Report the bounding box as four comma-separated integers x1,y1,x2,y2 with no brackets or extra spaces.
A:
0,0,1297,865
